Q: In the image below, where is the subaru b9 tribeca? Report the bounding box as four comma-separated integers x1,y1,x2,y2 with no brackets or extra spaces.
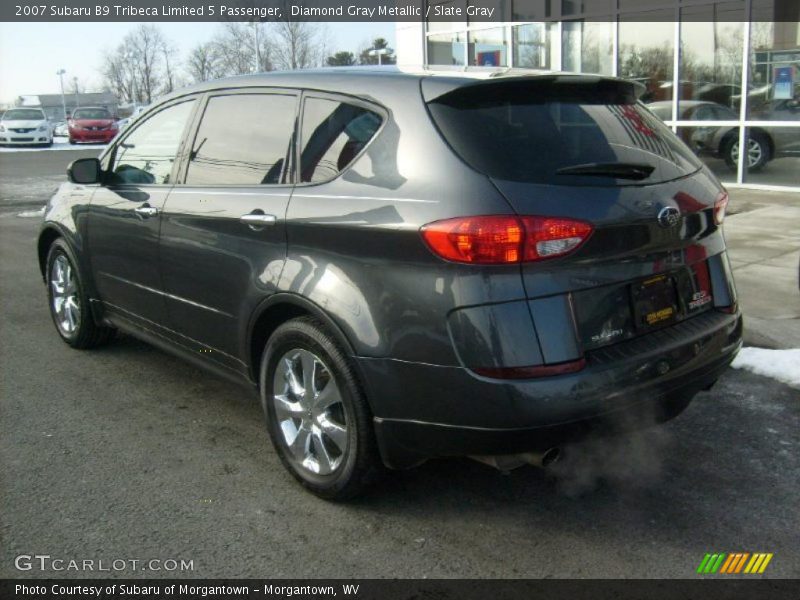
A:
37,69,742,499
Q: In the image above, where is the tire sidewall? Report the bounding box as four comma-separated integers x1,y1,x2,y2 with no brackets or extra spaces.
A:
260,321,361,497
45,239,87,346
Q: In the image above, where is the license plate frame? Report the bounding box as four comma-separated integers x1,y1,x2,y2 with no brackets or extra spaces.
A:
631,275,680,331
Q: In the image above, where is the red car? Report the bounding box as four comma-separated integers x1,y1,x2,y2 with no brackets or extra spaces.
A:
68,107,118,144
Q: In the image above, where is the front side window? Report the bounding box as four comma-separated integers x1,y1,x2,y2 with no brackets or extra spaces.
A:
185,93,297,186
299,97,382,183
110,100,195,185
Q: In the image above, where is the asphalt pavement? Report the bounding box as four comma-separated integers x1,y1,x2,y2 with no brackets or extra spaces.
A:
0,151,798,579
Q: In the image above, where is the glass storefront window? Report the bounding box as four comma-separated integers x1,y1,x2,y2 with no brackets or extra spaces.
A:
679,5,745,114
469,27,509,67
748,20,800,119
675,126,740,183
513,23,552,69
426,0,467,33
618,15,674,104
427,32,467,66
512,0,550,21
743,126,800,185
562,0,613,16
562,20,614,75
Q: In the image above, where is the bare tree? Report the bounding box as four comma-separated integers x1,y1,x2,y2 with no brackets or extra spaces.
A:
212,22,273,76
271,21,324,70
161,39,179,94
187,42,222,83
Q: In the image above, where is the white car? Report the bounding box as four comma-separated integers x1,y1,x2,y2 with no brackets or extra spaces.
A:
0,108,53,147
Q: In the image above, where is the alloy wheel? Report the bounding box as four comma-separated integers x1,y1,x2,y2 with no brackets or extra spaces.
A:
50,254,81,335
731,138,764,168
272,348,348,476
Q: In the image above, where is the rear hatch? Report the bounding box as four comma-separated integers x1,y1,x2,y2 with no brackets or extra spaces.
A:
425,75,733,356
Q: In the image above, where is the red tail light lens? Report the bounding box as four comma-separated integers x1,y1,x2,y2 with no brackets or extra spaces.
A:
714,192,729,225
421,215,593,264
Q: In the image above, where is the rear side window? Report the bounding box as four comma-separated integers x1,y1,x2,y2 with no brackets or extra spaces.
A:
110,100,195,185
427,79,702,185
299,97,382,183
185,93,297,185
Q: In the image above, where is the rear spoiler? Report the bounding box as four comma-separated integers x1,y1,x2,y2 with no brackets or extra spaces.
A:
421,73,646,104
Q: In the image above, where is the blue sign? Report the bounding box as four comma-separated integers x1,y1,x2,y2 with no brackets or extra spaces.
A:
773,66,794,100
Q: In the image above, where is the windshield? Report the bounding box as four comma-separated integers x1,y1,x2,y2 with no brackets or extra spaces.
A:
72,108,112,120
427,79,702,186
3,109,46,121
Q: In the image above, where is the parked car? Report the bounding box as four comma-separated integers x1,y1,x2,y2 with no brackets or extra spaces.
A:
38,69,742,499
52,121,69,137
0,107,53,147
68,107,119,144
647,99,800,171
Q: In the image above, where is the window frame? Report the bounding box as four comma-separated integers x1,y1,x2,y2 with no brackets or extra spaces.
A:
174,87,301,189
293,90,388,188
101,94,201,187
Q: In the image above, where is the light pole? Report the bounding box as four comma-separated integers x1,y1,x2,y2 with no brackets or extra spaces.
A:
72,77,80,110
368,47,391,66
56,69,67,120
250,21,260,73
125,52,138,112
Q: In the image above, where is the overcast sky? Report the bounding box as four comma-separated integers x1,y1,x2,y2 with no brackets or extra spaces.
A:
0,21,396,104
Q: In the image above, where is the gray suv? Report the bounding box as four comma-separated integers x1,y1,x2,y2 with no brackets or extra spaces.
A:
38,69,742,499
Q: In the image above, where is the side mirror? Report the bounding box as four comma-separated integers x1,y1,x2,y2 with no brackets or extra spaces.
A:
68,158,102,184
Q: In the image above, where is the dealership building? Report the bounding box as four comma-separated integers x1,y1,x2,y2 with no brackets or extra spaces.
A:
396,0,800,191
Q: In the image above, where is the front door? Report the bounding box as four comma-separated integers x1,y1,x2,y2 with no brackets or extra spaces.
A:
88,99,197,328
158,90,299,374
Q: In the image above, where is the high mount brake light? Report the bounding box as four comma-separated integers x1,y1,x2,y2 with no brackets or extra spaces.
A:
421,215,593,264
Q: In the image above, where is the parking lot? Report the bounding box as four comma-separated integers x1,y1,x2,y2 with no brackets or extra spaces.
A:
1,149,798,579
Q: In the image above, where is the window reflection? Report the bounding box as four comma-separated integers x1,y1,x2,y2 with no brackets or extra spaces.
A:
563,20,614,75
679,5,745,113
427,32,466,65
618,16,674,103
513,23,552,69
469,27,508,66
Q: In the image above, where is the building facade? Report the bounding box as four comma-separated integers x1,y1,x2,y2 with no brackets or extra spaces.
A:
396,0,800,191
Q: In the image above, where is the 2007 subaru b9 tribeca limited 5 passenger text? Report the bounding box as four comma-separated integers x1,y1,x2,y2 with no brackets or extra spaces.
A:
38,69,742,499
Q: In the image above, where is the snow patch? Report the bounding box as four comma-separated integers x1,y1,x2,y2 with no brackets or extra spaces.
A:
17,206,45,218
731,347,800,389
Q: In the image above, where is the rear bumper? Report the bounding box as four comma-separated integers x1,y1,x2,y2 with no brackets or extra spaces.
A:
359,310,742,468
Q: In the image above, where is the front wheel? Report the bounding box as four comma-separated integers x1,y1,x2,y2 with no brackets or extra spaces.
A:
260,317,383,500
725,133,770,172
45,239,115,349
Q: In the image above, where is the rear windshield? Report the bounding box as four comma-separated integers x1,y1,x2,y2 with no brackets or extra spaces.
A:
3,109,45,120
72,108,112,120
427,79,702,186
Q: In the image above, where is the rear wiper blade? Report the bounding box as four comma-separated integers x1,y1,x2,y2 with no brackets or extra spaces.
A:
556,162,655,180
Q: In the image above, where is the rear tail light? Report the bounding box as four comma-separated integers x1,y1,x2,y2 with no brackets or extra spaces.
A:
714,192,729,225
421,215,593,264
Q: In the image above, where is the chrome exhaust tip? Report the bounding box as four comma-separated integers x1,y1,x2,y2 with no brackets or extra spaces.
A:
469,447,561,472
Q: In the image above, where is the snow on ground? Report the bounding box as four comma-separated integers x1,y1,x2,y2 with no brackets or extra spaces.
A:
17,206,45,218
732,347,800,390
0,137,106,153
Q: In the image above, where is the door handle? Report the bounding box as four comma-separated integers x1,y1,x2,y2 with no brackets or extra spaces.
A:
239,213,277,226
134,205,158,218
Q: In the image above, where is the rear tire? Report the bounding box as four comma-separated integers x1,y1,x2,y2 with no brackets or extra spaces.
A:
260,317,383,500
45,238,115,349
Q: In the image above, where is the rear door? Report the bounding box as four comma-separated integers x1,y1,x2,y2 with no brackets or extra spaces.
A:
89,98,198,327
158,89,299,374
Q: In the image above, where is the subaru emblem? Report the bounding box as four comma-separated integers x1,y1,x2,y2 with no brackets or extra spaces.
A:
657,206,681,228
